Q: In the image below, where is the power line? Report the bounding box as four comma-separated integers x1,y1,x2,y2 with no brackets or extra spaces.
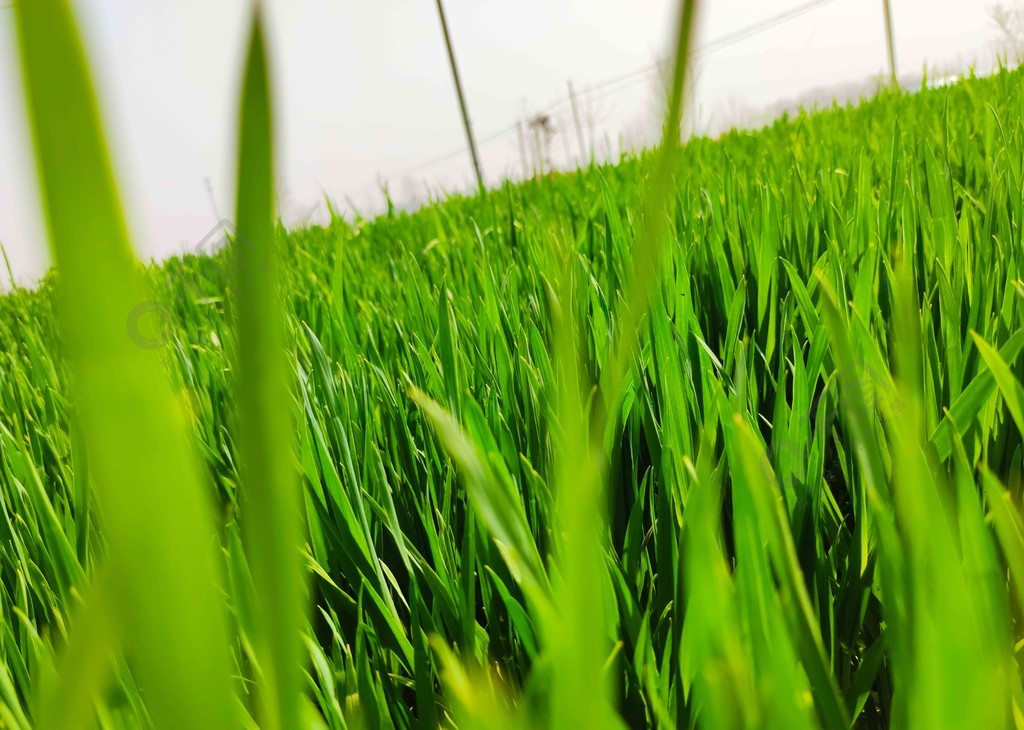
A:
696,0,843,58
350,0,845,196
354,122,520,191
547,0,846,112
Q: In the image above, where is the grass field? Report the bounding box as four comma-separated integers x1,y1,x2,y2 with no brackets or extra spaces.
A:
3,0,1024,727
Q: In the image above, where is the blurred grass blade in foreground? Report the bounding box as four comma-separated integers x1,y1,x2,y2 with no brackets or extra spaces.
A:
547,2,700,725
13,0,238,726
233,11,308,729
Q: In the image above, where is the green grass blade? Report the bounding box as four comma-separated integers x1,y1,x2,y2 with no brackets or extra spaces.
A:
969,331,1024,439
233,12,307,729
409,387,549,609
13,0,238,726
547,254,616,729
545,3,700,727
35,572,117,729
982,468,1024,613
600,0,699,409
882,264,1011,728
724,408,850,730
930,328,1024,459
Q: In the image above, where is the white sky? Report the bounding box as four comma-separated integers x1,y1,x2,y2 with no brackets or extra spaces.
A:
0,0,1004,283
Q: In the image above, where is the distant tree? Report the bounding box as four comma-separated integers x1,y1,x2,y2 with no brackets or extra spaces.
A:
991,3,1024,62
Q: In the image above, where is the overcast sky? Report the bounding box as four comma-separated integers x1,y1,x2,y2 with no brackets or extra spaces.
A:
0,0,1005,283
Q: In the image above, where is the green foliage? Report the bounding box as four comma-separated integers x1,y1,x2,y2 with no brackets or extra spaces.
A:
5,0,1024,726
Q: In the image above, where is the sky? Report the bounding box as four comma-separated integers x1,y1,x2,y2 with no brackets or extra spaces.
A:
0,0,1006,283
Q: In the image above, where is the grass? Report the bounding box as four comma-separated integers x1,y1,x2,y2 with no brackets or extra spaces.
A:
3,0,1024,726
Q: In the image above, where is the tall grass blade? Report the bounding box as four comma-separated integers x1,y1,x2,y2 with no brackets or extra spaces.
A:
545,3,700,728
13,0,238,725
233,11,308,729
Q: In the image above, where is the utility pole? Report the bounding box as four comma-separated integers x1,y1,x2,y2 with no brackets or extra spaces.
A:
567,80,586,164
881,0,898,85
434,0,485,193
